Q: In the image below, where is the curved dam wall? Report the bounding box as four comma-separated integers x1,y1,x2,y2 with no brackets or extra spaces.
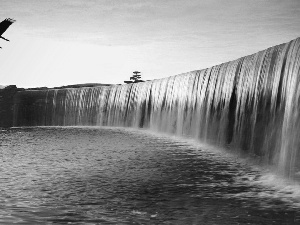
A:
14,37,300,178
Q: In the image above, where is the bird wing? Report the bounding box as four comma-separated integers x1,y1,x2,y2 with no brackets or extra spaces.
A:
0,18,16,36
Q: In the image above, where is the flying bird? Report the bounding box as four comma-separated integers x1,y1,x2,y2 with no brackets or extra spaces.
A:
0,18,16,48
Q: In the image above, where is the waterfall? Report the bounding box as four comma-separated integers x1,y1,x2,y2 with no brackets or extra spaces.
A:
13,37,300,178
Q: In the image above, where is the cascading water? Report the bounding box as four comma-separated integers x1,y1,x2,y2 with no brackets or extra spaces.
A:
13,37,300,178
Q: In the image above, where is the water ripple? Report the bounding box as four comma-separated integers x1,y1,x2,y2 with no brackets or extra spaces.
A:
0,127,299,224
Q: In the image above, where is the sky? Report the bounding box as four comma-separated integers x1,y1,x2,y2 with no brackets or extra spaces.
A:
0,0,299,88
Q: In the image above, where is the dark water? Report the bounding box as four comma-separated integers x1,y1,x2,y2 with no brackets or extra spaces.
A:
0,127,300,224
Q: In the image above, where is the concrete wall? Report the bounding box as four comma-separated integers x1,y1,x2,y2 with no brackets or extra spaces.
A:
0,85,24,127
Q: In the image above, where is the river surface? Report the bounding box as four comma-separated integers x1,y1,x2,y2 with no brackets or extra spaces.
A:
0,127,300,224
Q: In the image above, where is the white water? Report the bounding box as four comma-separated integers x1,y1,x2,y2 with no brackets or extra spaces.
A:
14,37,300,178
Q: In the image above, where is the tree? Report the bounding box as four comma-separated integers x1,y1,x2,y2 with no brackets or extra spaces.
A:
124,71,144,84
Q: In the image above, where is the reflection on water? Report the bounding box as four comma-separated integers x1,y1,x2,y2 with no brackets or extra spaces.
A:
0,127,300,224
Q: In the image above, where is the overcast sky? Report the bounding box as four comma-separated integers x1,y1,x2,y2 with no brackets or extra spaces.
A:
0,0,299,88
